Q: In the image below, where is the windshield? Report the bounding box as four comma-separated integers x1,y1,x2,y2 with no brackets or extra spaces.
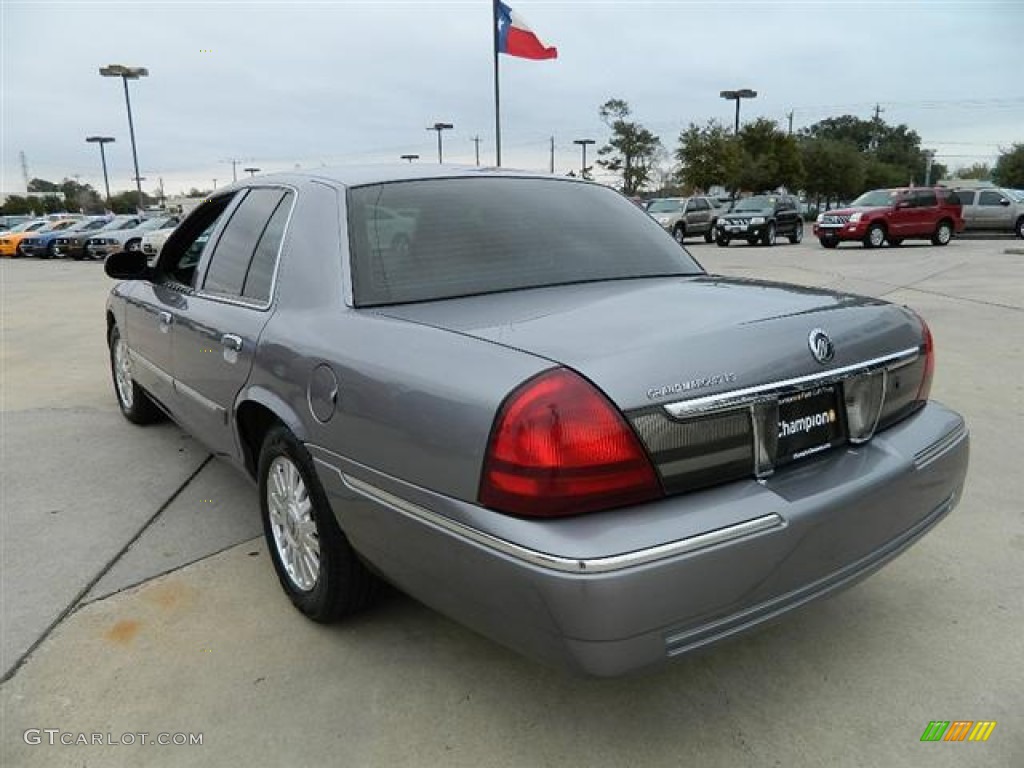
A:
348,178,703,306
12,221,47,233
138,217,175,231
1007,189,1024,202
75,219,110,232
850,189,901,207
647,199,685,213
733,195,775,212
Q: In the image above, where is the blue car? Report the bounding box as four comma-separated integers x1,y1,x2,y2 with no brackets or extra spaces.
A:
20,217,112,259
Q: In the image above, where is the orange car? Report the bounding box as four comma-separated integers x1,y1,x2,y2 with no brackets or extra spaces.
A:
0,219,80,257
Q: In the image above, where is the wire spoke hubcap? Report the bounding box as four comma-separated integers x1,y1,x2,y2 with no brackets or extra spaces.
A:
268,456,320,591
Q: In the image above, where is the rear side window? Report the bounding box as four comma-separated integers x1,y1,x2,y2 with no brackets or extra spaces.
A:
242,191,293,302
913,190,938,207
956,190,975,205
203,188,289,299
347,178,702,307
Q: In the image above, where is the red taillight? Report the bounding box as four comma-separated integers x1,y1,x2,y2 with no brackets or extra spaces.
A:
917,315,935,402
479,368,662,518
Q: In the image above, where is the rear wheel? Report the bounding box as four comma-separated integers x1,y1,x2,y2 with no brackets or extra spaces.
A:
864,223,886,249
931,220,953,246
108,325,163,425
788,221,803,244
259,426,379,622
672,224,686,244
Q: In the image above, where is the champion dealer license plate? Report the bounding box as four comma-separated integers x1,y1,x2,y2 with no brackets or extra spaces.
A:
776,386,845,465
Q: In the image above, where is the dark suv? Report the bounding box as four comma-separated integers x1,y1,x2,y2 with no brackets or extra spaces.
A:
714,194,802,247
813,188,963,249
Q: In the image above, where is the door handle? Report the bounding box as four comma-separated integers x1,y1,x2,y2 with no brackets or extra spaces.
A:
158,311,173,326
221,334,242,352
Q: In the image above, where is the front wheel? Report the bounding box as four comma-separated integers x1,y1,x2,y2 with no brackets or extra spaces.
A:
259,426,380,622
704,226,715,243
716,235,730,247
125,239,142,252
864,223,886,249
1016,216,1024,240
760,223,776,246
672,224,686,244
820,237,838,249
931,220,953,246
108,325,163,425
788,221,803,244
888,237,903,247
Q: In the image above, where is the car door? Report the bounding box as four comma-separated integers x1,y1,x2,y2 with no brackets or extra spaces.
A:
687,198,712,234
956,190,977,229
130,201,238,411
170,187,295,457
976,189,1012,231
888,191,917,237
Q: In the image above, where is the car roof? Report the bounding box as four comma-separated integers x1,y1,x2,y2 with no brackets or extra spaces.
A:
216,164,578,191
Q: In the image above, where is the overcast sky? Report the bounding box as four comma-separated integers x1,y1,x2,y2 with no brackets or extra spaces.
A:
3,0,1022,197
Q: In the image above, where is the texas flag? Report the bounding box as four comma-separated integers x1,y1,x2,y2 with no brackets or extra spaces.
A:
496,1,558,60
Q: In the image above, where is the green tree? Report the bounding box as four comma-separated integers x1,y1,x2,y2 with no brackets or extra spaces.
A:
27,178,60,193
955,163,992,180
993,144,1024,188
799,138,865,206
675,119,742,193
596,99,663,195
737,118,803,192
0,196,36,215
108,189,157,214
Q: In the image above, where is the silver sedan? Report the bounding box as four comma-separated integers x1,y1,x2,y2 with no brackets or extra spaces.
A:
103,167,969,676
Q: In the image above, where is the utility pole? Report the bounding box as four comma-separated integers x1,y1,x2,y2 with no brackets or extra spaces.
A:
19,150,30,191
471,136,481,166
870,103,884,151
212,179,217,190
786,111,794,136
549,137,555,174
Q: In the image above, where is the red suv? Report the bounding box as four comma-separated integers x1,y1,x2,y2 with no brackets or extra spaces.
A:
813,188,964,249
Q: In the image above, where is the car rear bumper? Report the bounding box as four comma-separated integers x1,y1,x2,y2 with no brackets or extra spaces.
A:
309,401,968,676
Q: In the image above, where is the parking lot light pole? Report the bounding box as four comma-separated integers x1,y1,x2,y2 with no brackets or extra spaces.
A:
400,154,420,163
719,89,757,134
573,139,595,179
85,136,115,205
100,65,148,214
429,123,454,164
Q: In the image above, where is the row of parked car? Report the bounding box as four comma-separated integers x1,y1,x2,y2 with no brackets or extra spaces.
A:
0,213,179,260
645,185,1024,249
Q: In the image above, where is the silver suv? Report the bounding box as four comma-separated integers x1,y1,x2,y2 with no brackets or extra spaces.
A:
955,187,1024,239
647,196,719,243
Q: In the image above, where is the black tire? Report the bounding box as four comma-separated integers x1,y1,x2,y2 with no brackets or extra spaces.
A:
704,226,715,243
108,325,163,425
888,237,903,247
716,235,730,247
863,223,886,249
788,220,804,244
760,222,777,247
259,426,379,622
72,253,84,261
931,220,953,246
125,238,142,252
820,237,838,249
46,241,58,259
747,236,759,246
672,224,686,244
1016,216,1024,240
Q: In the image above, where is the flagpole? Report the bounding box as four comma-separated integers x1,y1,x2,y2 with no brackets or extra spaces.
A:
492,0,502,167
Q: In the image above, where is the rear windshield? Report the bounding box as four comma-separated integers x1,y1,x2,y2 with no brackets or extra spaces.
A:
347,177,702,306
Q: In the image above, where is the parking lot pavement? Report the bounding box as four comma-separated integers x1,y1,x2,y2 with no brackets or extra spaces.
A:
2,241,1022,767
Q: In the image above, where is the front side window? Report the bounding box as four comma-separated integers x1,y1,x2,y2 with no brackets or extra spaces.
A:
158,196,235,288
348,178,701,306
978,190,1005,206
